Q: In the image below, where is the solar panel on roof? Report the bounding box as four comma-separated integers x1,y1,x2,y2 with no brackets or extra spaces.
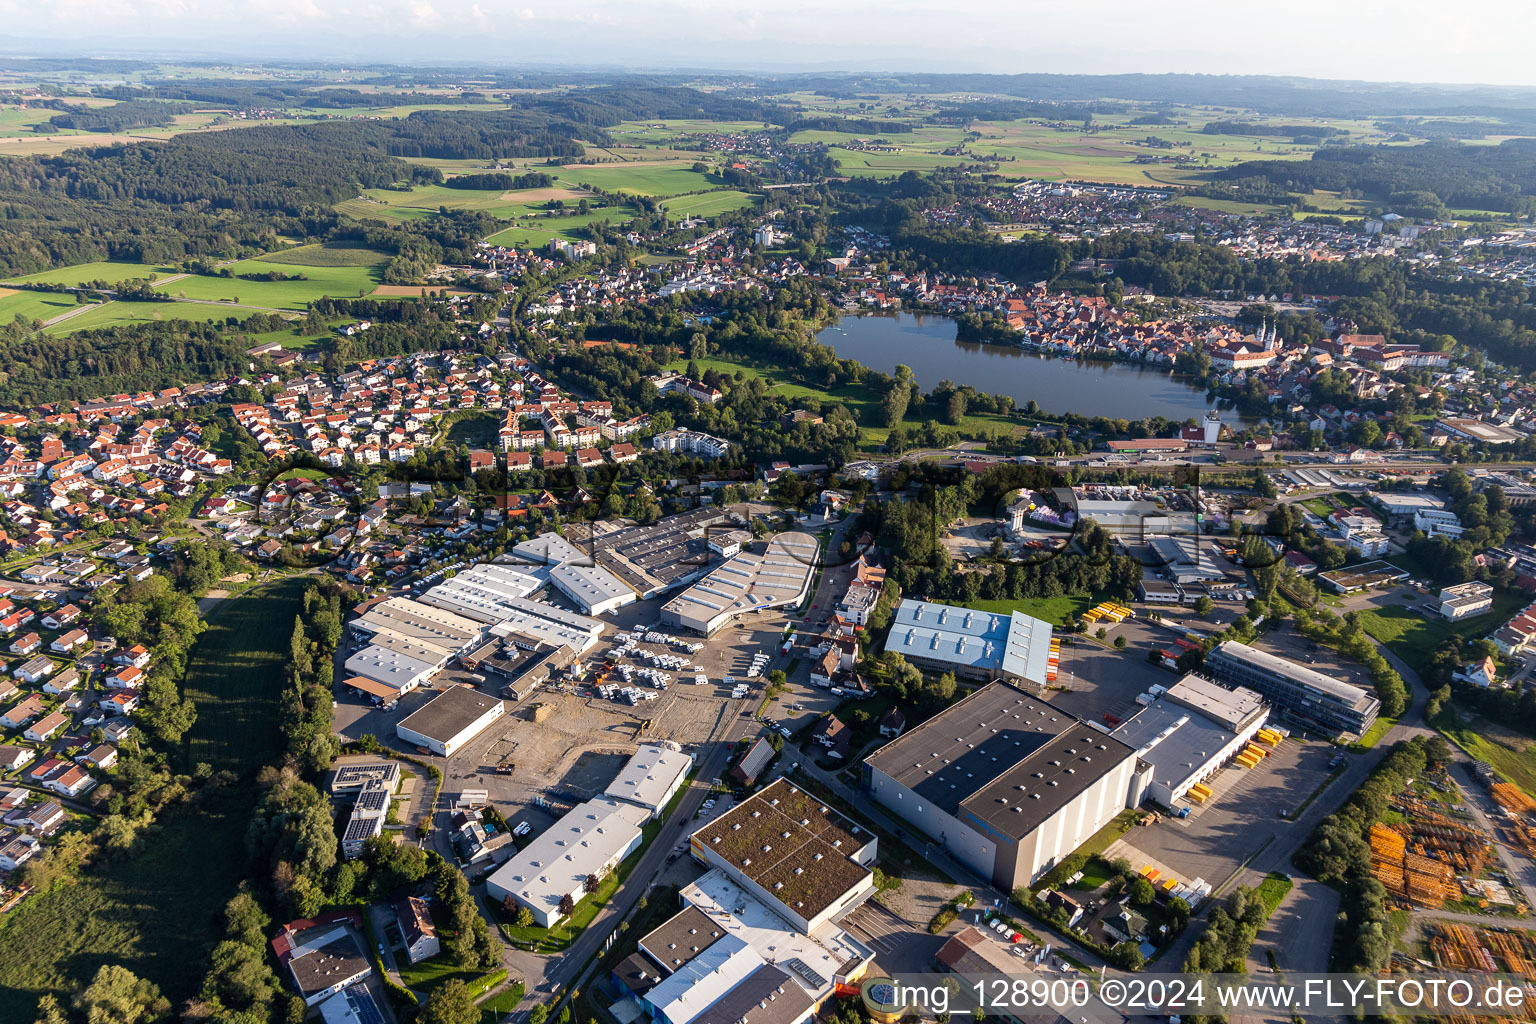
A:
782,958,827,989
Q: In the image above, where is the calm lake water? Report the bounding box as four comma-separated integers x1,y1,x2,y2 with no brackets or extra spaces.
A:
816,312,1249,424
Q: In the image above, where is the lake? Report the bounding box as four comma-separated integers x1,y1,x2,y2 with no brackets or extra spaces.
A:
816,312,1250,424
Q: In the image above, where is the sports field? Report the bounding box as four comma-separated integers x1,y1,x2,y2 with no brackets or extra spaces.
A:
0,288,79,324
3,261,178,287
658,190,758,218
42,300,243,335
182,576,310,772
154,259,385,308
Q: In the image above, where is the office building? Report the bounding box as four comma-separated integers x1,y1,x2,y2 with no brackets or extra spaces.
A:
1203,641,1379,739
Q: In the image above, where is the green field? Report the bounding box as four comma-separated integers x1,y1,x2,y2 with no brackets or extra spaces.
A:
3,261,178,287
333,198,442,224
1354,593,1527,663
0,798,250,1022
658,190,757,218
154,260,384,309
253,243,391,268
396,954,503,999
0,288,79,324
661,350,1021,449
182,576,309,772
43,300,244,335
445,411,500,448
482,206,637,248
555,163,715,196
1434,706,1536,798
964,595,1096,626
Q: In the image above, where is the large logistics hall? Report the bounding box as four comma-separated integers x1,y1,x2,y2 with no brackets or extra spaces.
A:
863,680,1139,891
660,533,818,636
1108,675,1270,808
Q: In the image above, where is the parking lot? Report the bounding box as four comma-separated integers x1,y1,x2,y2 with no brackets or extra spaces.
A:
1115,732,1338,887
1047,619,1182,726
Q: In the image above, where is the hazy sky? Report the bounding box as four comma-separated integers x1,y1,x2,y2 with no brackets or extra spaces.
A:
4,0,1535,87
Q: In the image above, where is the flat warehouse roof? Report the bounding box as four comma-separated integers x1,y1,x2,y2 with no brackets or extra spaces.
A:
359,631,452,667
513,533,588,565
640,905,727,973
1110,691,1264,793
344,645,440,690
662,533,817,630
486,795,649,914
395,685,502,743
1159,674,1267,731
604,743,692,811
690,778,871,921
865,680,1136,837
550,560,635,609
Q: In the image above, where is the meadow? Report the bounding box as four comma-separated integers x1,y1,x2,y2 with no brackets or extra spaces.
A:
658,190,758,218
0,798,251,1022
253,243,391,267
0,288,80,325
553,162,715,196
43,300,245,335
182,576,310,772
154,258,386,308
482,205,639,248
3,261,178,287
1354,592,1527,663
662,351,1021,448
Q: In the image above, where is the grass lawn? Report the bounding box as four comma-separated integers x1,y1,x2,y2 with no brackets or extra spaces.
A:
396,953,503,998
1434,706,1536,798
182,576,310,772
445,411,501,448
964,594,1096,627
1069,856,1117,892
1353,715,1400,750
661,351,1019,449
155,260,385,308
42,300,244,336
658,190,758,218
1075,809,1140,861
498,867,624,952
482,206,635,247
1354,592,1527,663
0,796,250,1021
3,260,179,287
477,981,526,1024
0,288,80,324
1255,872,1294,915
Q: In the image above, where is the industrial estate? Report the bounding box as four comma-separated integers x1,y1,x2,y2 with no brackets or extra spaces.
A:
1,32,1536,1024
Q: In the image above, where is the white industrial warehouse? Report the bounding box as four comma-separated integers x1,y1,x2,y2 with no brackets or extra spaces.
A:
487,743,693,926
395,685,505,756
659,532,818,636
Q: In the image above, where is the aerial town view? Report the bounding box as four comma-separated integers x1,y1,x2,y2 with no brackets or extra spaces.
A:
3,3,1536,1024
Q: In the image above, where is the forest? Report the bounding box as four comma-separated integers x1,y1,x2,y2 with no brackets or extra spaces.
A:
1211,140,1536,215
